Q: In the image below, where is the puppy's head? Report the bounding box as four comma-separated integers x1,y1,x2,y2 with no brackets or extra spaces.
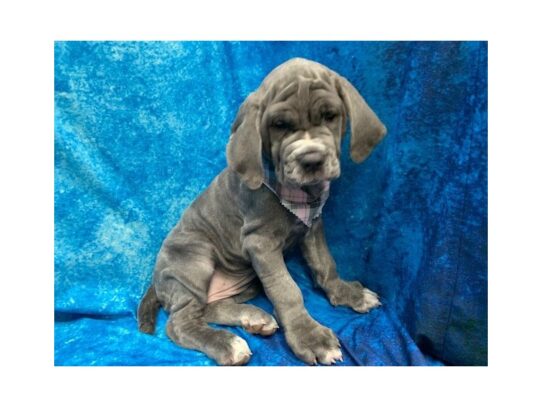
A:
227,58,387,189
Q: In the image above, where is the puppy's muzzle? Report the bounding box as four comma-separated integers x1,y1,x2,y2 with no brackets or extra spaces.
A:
280,139,340,186
297,150,325,172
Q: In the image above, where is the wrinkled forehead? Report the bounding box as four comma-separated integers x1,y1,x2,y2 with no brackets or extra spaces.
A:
262,58,334,86
261,63,337,102
263,75,342,119
263,81,343,122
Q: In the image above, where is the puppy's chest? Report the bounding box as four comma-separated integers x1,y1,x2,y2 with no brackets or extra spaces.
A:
283,219,311,250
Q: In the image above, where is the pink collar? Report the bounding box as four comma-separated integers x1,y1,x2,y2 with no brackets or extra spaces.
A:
262,158,330,227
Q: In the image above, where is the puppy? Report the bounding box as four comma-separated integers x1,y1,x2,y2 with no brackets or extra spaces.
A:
138,58,387,365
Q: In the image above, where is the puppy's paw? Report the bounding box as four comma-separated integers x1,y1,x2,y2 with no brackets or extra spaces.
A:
217,336,252,366
241,310,279,336
328,280,382,313
242,316,279,336
354,287,381,313
317,347,343,365
285,314,342,365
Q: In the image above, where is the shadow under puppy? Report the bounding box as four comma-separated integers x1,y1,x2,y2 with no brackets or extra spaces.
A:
138,58,387,365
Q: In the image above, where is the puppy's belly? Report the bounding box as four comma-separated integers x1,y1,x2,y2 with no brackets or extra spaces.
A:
207,269,257,303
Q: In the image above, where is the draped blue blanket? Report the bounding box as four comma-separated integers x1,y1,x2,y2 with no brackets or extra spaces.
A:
54,41,487,366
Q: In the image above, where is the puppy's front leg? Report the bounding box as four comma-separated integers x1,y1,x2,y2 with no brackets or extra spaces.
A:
301,219,381,313
244,234,342,365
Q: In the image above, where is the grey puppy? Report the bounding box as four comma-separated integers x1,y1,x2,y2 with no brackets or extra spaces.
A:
138,58,387,365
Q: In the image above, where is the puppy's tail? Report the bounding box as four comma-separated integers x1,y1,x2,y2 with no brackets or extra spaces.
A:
137,284,161,334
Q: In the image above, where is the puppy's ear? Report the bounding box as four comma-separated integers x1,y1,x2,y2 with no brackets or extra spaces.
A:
226,92,264,189
336,76,387,163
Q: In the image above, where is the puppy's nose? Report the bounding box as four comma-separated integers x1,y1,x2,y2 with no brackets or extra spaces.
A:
298,151,324,172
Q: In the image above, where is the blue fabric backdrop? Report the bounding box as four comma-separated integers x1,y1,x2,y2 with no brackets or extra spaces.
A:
54,41,487,366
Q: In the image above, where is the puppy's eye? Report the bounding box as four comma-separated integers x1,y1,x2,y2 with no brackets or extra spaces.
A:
272,120,293,131
322,111,337,122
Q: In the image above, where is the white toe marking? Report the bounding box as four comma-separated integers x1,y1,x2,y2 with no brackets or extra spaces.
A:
243,314,279,334
230,337,252,364
363,288,381,307
268,316,279,329
320,348,343,365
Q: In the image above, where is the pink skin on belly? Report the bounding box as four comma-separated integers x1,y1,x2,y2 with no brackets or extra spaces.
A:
207,269,256,303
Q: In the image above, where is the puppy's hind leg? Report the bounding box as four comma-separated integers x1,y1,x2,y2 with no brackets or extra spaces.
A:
204,297,279,336
155,243,253,365
166,299,253,366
